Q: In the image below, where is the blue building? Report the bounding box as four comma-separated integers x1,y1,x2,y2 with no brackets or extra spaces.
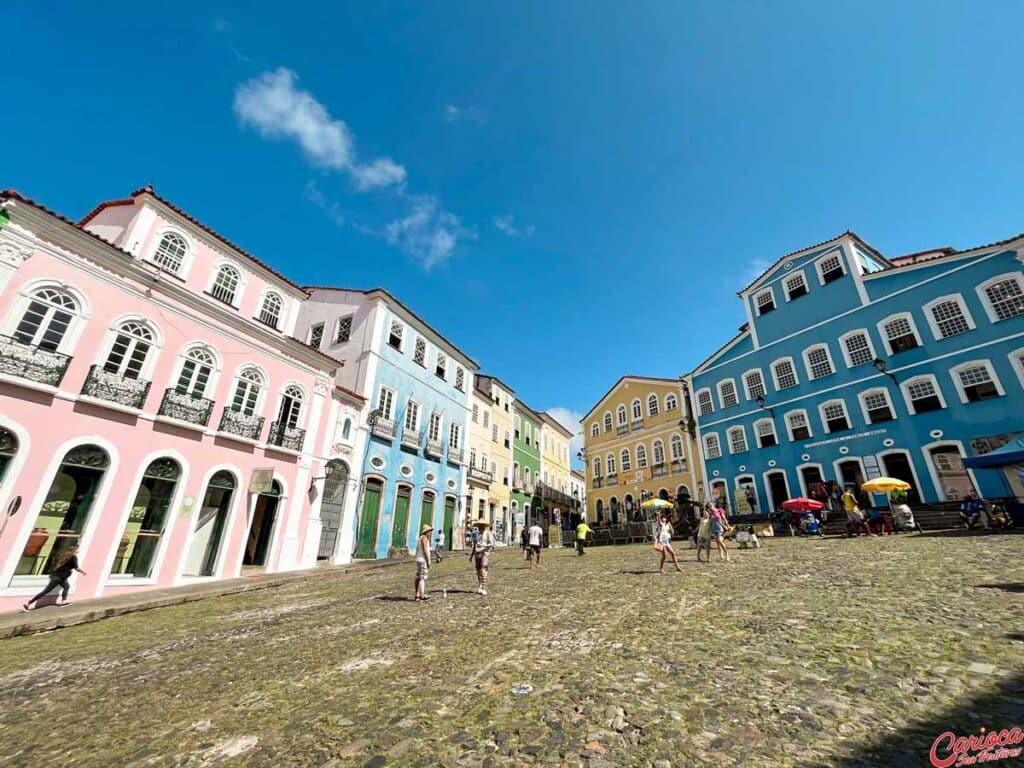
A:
686,231,1024,513
298,288,475,559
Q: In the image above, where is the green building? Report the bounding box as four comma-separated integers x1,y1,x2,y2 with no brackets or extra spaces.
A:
511,402,542,541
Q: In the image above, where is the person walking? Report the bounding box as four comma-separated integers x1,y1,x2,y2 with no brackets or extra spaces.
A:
520,525,530,560
23,546,86,611
575,519,591,556
708,502,732,562
433,528,445,563
414,524,432,602
841,484,874,537
655,513,683,573
527,521,544,569
696,508,712,563
469,519,495,595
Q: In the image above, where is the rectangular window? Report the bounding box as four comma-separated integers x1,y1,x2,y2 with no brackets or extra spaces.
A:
958,366,1000,402
884,317,919,353
822,402,850,432
755,289,776,315
504,430,510,448
308,323,324,349
844,332,873,367
404,400,420,431
785,273,808,301
774,360,798,390
448,423,461,450
514,416,521,439
413,337,426,366
335,315,353,343
455,367,465,391
388,320,404,350
819,254,844,284
492,423,499,442
428,411,441,441
806,346,834,379
435,352,447,380
471,404,479,423
906,379,943,414
378,387,395,420
862,391,894,424
483,411,489,428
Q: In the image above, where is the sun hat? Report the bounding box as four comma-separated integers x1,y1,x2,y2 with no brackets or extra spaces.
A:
472,519,491,528
420,524,433,535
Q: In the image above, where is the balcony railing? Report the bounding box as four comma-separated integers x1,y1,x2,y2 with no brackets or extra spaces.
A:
606,473,618,486
81,365,150,409
401,427,422,449
447,447,464,465
524,482,534,495
593,477,604,489
0,335,72,387
671,458,688,474
425,439,443,458
616,424,629,436
468,466,493,484
371,417,396,440
268,420,305,451
541,484,576,506
218,408,265,441
652,462,668,478
157,388,214,427
513,478,523,491
631,419,644,431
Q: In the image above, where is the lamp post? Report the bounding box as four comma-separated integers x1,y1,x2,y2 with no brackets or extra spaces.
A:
873,358,898,385
755,394,775,418
308,460,336,492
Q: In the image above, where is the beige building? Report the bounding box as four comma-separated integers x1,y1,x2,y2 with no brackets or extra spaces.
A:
466,374,515,542
581,375,704,523
538,412,577,525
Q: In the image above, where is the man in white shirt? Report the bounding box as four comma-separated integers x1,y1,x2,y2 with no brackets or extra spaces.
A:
527,522,544,569
433,529,445,563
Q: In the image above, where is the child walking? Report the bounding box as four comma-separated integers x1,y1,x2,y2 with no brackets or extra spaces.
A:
23,546,85,611
696,509,712,562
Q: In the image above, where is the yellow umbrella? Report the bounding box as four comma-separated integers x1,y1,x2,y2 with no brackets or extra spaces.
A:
861,477,912,493
640,498,673,510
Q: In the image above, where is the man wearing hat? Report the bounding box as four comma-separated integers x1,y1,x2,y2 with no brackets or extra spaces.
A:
414,523,433,601
468,519,496,595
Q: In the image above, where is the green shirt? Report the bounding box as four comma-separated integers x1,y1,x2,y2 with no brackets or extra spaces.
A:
576,523,591,540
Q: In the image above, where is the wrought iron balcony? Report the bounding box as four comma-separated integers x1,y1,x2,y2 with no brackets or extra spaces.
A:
218,407,265,441
401,427,422,449
616,424,629,436
468,466,493,484
157,388,213,427
524,482,534,495
0,335,72,387
606,473,618,486
370,417,396,440
447,447,464,465
652,462,668,478
425,439,443,458
671,458,688,474
268,420,305,451
592,477,604,489
541,484,575,506
81,365,150,409
513,478,523,491
631,419,644,431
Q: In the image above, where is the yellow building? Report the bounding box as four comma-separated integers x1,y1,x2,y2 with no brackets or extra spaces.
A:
581,375,704,523
538,412,576,526
466,374,516,543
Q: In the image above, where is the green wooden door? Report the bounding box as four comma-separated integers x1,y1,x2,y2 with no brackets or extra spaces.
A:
443,496,455,550
391,486,411,550
356,479,382,558
420,494,435,536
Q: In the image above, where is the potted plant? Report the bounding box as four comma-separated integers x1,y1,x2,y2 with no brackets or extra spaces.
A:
25,528,49,557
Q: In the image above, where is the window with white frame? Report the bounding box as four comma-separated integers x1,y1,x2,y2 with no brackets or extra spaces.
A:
210,264,241,305
665,393,678,411
1011,348,1024,388
590,423,599,437
772,358,799,390
606,454,617,475
175,346,216,397
13,287,78,352
387,320,404,350
926,296,974,340
620,448,631,471
903,376,945,414
230,367,264,416
727,426,748,454
785,410,812,441
448,423,461,450
743,370,766,401
617,405,627,425
670,433,683,460
859,389,895,424
428,411,442,442
704,434,721,459
603,412,613,432
880,314,921,354
277,385,304,429
471,403,479,423
524,467,532,484
817,252,845,284
455,367,465,391
653,439,666,464
718,379,739,408
483,410,489,428
307,323,324,349
755,288,776,315
978,274,1024,323
696,388,714,415
335,315,353,343
804,345,835,380
755,418,777,447
413,337,426,366
592,457,601,479
515,416,521,439
404,399,420,432
434,351,447,379
785,271,808,301
820,400,851,433
952,361,1003,403
631,398,642,420
152,232,188,273
257,292,283,329
636,443,648,467
647,393,660,416
492,423,499,442
103,321,154,380
377,386,395,421
841,330,875,367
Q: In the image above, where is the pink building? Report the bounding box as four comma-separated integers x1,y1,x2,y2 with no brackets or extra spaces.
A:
0,187,364,613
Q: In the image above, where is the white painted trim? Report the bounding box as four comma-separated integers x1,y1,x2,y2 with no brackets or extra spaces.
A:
922,293,976,341
875,448,925,501
703,432,722,460
784,408,813,441
856,386,897,425
818,398,852,434
752,417,778,448
837,328,877,370
899,373,947,415
695,387,715,416
794,463,825,497
832,456,868,492
975,272,1024,325
741,368,766,401
769,356,800,392
726,425,748,455
761,468,791,510
1009,346,1024,390
782,269,809,302
717,379,739,409
802,343,836,381
814,248,847,286
147,225,196,279
753,286,777,316
920,440,981,502
948,359,1005,404
174,464,245,583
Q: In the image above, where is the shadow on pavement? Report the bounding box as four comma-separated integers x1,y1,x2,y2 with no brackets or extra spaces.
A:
975,583,1024,594
818,669,1024,768
373,596,415,602
912,529,1023,539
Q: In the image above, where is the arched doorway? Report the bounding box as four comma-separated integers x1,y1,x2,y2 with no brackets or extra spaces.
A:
595,498,604,523
420,491,436,535
609,496,620,524
244,480,282,569
735,476,758,514
764,471,790,513
355,478,383,558
113,458,181,579
185,470,236,577
710,480,728,509
0,427,18,484
623,494,634,522
14,444,110,578
879,452,922,505
658,488,670,501
391,485,412,550
927,445,975,500
799,465,825,498
836,460,866,495
317,460,349,560
443,495,456,552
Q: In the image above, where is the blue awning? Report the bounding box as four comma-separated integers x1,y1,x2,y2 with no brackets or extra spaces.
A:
963,433,1024,469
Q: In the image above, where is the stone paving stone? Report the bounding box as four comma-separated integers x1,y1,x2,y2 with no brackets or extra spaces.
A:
0,534,1021,767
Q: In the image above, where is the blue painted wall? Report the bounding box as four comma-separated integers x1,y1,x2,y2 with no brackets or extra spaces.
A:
693,238,1024,512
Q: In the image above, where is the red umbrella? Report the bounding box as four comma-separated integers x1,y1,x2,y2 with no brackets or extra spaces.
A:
782,497,823,512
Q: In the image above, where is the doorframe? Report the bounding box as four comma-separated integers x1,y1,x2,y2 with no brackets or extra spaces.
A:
175,463,243,584
317,458,351,562
390,481,414,551
733,474,759,514
875,448,925,503
832,457,867,488
355,473,387,558
795,462,826,497
920,440,980,502
760,469,791,512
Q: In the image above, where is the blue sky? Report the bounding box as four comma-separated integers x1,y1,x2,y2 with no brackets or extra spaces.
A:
4,1,1024,459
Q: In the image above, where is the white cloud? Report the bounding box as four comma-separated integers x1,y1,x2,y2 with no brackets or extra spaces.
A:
443,103,484,124
304,180,345,226
234,68,404,189
493,214,535,237
545,407,585,467
443,104,461,123
213,17,231,32
739,257,772,289
385,197,473,270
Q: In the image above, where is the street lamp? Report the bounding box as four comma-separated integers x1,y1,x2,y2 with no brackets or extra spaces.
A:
873,358,898,385
366,407,382,431
309,461,336,491
678,417,697,438
755,395,775,418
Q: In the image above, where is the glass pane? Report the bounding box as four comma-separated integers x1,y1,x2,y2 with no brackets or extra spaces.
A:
112,470,178,578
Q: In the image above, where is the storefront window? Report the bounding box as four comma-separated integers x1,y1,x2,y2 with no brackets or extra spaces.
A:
111,458,180,578
0,427,18,484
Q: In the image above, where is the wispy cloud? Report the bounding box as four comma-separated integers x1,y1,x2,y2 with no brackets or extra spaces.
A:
385,197,474,270
493,214,535,237
234,68,405,190
739,257,772,289
304,180,345,227
212,17,231,32
545,407,585,467
443,103,485,124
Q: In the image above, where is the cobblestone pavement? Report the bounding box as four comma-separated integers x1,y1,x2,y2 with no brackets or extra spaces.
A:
1,534,1022,768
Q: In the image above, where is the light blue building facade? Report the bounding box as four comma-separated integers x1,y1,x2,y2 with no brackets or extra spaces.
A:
297,288,475,559
687,231,1024,514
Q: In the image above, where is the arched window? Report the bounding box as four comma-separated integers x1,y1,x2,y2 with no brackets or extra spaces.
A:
606,453,616,475
616,405,627,425
210,264,241,305
0,427,18,484
152,233,188,273
696,388,714,416
665,393,678,411
277,385,305,428
103,321,155,379
112,458,181,578
603,412,612,432
620,448,632,471
636,443,648,468
342,417,353,440
258,292,284,329
631,398,642,420
703,434,721,459
524,467,532,484
175,346,216,397
590,423,599,437
717,380,738,408
652,439,665,465
14,287,78,351
727,426,747,454
647,394,660,416
231,367,265,416
592,456,601,479
670,434,683,460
